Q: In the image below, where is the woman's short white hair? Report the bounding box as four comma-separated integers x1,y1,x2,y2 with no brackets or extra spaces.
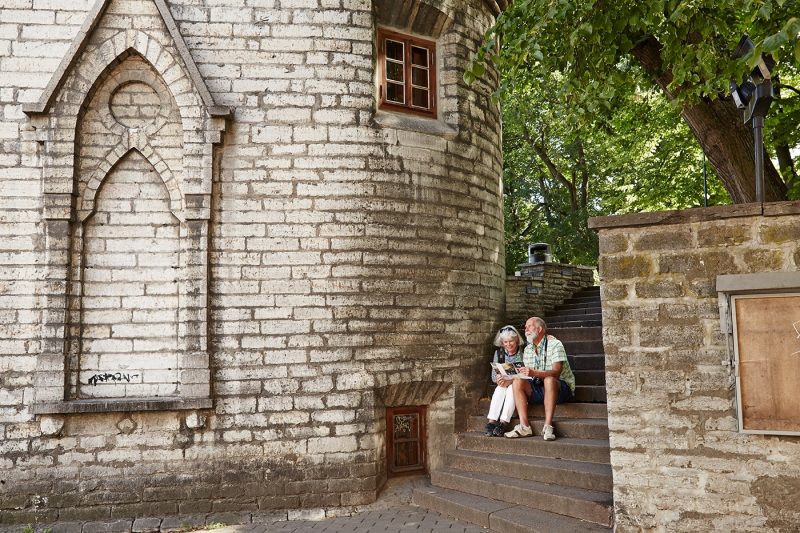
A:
493,325,525,348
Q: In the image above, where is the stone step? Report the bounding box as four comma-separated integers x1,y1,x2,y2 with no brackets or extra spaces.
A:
578,285,600,294
457,431,611,464
445,448,613,492
432,468,613,526
548,326,602,341
573,369,606,386
568,354,606,370
529,402,607,419
546,307,601,317
478,399,608,419
558,301,602,311
561,339,604,354
573,385,607,403
545,318,602,328
469,416,609,440
562,294,601,304
490,504,613,533
412,484,612,532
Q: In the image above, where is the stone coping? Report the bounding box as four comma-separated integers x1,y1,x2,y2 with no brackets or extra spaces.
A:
514,261,596,272
587,200,800,230
31,397,213,414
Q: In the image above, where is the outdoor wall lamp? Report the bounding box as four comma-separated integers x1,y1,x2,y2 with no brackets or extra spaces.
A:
729,34,774,203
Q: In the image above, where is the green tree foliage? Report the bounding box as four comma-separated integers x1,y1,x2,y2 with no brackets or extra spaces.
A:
468,0,800,204
502,70,729,272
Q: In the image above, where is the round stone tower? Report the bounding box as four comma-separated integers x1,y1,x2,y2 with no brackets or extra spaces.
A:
3,0,506,521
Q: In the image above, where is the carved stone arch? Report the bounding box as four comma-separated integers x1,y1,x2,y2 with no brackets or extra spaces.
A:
79,31,206,129
92,53,174,138
373,0,454,38
78,147,183,222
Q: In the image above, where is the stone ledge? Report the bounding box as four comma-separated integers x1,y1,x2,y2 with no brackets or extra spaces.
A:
372,111,458,139
764,200,800,216
31,397,213,414
588,203,778,230
514,261,596,276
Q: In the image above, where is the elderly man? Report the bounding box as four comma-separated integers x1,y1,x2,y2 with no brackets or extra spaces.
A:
504,316,575,440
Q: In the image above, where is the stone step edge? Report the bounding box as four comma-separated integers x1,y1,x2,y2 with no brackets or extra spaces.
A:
446,448,613,492
432,469,613,526
457,432,611,464
467,416,610,440
475,400,609,419
491,503,613,533
412,485,612,532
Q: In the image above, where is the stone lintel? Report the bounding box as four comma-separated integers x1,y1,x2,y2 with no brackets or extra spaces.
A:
716,272,800,293
32,397,213,415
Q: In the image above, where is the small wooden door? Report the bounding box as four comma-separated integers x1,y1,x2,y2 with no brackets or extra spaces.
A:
386,406,427,476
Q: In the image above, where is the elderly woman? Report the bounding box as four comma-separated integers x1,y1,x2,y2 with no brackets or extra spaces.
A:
485,325,525,437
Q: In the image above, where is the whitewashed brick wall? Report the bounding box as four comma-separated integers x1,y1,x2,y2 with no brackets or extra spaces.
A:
0,0,504,524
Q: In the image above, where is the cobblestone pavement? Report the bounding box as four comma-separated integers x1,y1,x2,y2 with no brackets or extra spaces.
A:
210,506,486,532
2,476,487,533
198,476,485,533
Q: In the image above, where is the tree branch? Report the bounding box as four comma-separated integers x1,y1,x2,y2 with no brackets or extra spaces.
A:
576,139,589,209
776,83,800,97
522,123,578,210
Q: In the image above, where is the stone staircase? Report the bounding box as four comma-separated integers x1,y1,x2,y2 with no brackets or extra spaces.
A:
413,286,613,531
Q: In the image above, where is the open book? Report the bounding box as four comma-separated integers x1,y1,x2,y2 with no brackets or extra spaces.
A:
491,361,527,379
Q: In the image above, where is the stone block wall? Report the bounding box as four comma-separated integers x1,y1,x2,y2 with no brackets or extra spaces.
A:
505,262,595,328
0,0,506,525
590,203,800,532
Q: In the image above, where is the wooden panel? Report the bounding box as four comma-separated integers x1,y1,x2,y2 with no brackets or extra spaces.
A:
734,294,800,432
386,405,427,476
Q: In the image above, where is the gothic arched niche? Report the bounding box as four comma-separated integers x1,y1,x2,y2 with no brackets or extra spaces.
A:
25,1,229,414
71,150,181,399
76,51,184,220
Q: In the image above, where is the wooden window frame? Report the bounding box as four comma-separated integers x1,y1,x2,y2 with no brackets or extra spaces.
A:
377,28,437,118
386,405,428,477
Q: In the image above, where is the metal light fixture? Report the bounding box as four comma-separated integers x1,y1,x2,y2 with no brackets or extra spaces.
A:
528,243,551,264
729,34,775,203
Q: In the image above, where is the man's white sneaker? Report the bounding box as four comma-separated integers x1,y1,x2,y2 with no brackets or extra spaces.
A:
504,424,533,438
542,424,556,441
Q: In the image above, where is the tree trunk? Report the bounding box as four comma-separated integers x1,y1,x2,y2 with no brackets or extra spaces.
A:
776,144,797,189
631,36,787,203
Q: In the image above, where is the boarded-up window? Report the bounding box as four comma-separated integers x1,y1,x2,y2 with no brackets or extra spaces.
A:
732,293,800,434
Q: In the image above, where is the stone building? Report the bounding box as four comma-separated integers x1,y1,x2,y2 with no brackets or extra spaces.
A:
591,205,800,531
0,0,507,523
